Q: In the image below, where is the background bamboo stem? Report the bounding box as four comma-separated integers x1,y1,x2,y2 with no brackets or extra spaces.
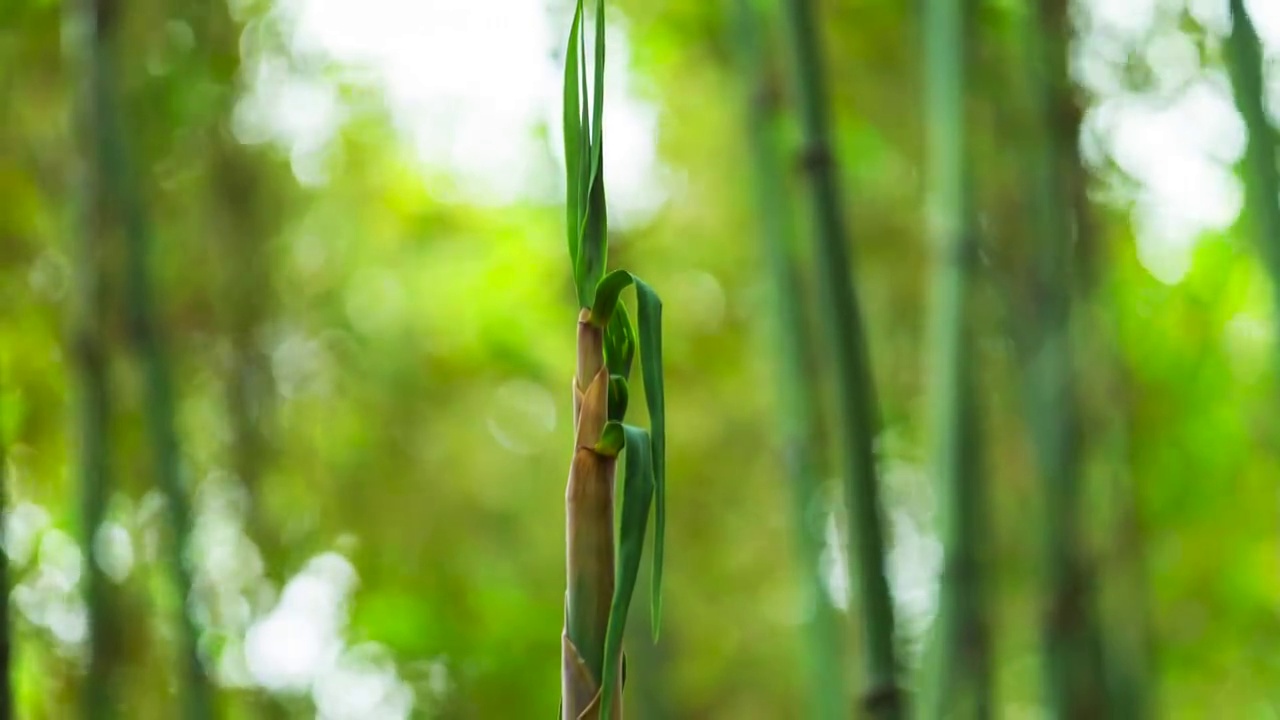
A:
1225,0,1280,347
1019,1,1108,715
921,0,990,716
729,0,845,716
86,0,213,715
69,1,117,715
777,0,903,714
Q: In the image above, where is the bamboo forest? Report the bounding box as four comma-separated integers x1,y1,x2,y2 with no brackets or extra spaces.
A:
4,0,1280,717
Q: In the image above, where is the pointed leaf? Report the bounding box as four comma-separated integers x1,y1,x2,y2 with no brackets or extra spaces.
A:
588,270,667,636
562,0,584,275
577,148,608,306
632,278,666,638
590,0,607,182
599,424,654,720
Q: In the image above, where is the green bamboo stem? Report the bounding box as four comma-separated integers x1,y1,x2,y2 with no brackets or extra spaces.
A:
68,2,117,716
87,2,213,716
1225,0,1280,343
1018,2,1107,716
729,0,845,716
777,0,903,715
921,0,990,717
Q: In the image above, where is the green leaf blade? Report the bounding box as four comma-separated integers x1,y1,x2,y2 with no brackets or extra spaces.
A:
633,278,666,639
604,302,636,381
589,269,634,327
562,0,584,278
600,424,655,720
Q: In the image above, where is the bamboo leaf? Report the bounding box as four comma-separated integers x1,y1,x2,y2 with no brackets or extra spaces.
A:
575,0,609,307
600,424,654,720
607,375,629,423
590,269,634,327
596,421,625,456
563,0,584,276
632,278,666,639
588,270,667,637
604,301,635,381
577,151,608,306
590,0,606,181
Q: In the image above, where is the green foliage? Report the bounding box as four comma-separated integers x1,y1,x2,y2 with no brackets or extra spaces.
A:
5,0,1280,717
564,0,610,308
586,270,667,637
599,424,654,719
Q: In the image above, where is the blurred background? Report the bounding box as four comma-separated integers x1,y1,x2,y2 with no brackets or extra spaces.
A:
4,0,1280,717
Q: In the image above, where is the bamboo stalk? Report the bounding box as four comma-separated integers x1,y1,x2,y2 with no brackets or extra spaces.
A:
86,1,213,716
1225,0,1280,340
563,311,622,720
1018,1,1107,716
921,0,990,716
728,0,844,715
0,372,11,719
776,0,903,715
68,2,117,715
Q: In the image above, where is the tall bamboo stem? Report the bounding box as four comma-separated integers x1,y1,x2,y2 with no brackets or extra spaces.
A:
69,1,117,715
0,374,11,718
777,0,903,714
1019,1,1107,716
729,0,844,716
1225,0,1280,347
87,1,212,716
922,0,990,716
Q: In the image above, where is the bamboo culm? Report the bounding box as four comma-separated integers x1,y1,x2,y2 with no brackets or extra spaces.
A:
777,0,903,715
921,0,990,715
87,0,214,716
729,0,845,716
1019,1,1108,716
70,2,118,715
1225,0,1280,352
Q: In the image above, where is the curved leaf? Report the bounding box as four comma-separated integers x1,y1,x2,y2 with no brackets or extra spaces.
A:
589,269,634,327
604,301,635,381
632,278,666,638
595,420,625,456
600,424,654,720
588,270,667,637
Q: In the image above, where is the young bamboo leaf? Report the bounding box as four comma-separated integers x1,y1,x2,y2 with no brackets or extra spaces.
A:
575,0,609,307
604,301,636,380
608,375,630,423
577,149,608,306
590,0,607,180
596,420,626,456
632,278,666,638
591,269,635,327
588,269,667,636
562,0,584,276
600,424,655,720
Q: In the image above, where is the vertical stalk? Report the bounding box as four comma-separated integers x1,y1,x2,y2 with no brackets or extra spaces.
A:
87,1,213,716
563,309,621,719
0,373,10,719
729,0,845,716
1019,1,1107,716
777,0,903,715
68,1,116,715
1225,0,1280,347
922,0,990,717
